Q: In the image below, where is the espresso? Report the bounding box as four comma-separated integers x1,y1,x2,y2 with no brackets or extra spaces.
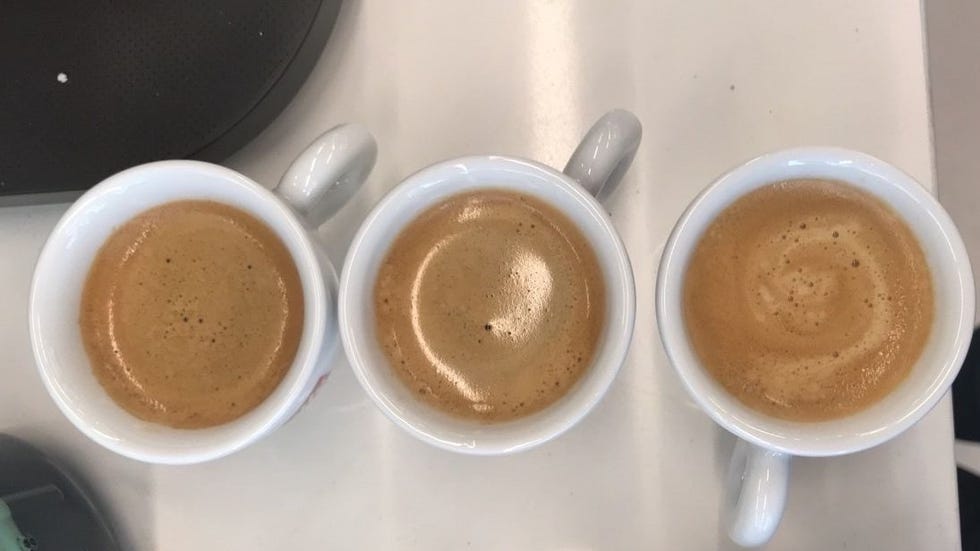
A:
80,200,304,429
374,190,606,422
683,179,933,422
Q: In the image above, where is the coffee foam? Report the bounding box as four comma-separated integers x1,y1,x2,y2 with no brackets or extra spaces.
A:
80,200,304,429
374,190,606,422
683,179,933,421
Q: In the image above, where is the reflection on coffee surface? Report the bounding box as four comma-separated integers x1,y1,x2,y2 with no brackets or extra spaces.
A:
374,190,605,422
80,200,304,429
684,179,933,422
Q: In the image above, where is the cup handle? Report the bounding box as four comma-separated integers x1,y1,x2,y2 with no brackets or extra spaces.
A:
724,439,790,547
563,109,642,201
274,123,378,227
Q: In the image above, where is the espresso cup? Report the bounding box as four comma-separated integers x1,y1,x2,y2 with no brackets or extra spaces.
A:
656,147,975,546
339,110,641,454
30,124,377,464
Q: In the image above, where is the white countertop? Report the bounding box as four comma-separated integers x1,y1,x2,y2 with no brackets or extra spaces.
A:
0,0,958,549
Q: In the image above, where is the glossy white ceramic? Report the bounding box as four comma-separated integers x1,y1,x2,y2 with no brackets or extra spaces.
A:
29,125,377,464
339,111,640,454
656,147,975,546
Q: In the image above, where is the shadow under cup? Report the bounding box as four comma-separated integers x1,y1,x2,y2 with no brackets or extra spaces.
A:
657,148,975,457
30,162,331,464
339,157,636,454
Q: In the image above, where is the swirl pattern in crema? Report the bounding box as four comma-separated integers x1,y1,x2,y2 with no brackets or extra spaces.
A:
683,179,933,422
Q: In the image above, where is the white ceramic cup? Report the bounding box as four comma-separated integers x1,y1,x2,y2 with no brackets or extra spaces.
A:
339,110,641,454
656,147,975,547
30,124,377,464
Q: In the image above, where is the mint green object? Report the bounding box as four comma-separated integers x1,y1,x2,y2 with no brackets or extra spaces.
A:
0,499,30,551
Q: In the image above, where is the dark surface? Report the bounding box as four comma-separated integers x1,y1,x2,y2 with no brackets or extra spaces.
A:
961,468,980,551
956,328,980,550
0,434,118,550
955,329,980,442
0,0,340,199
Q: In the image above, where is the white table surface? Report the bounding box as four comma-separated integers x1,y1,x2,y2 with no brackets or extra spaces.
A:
0,1,959,549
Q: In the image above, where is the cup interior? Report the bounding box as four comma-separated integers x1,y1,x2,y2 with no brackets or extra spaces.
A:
29,161,327,464
339,156,635,454
657,147,975,457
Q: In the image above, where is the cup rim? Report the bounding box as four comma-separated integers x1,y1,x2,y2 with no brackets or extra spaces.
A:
338,155,636,454
656,147,975,457
29,160,328,464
